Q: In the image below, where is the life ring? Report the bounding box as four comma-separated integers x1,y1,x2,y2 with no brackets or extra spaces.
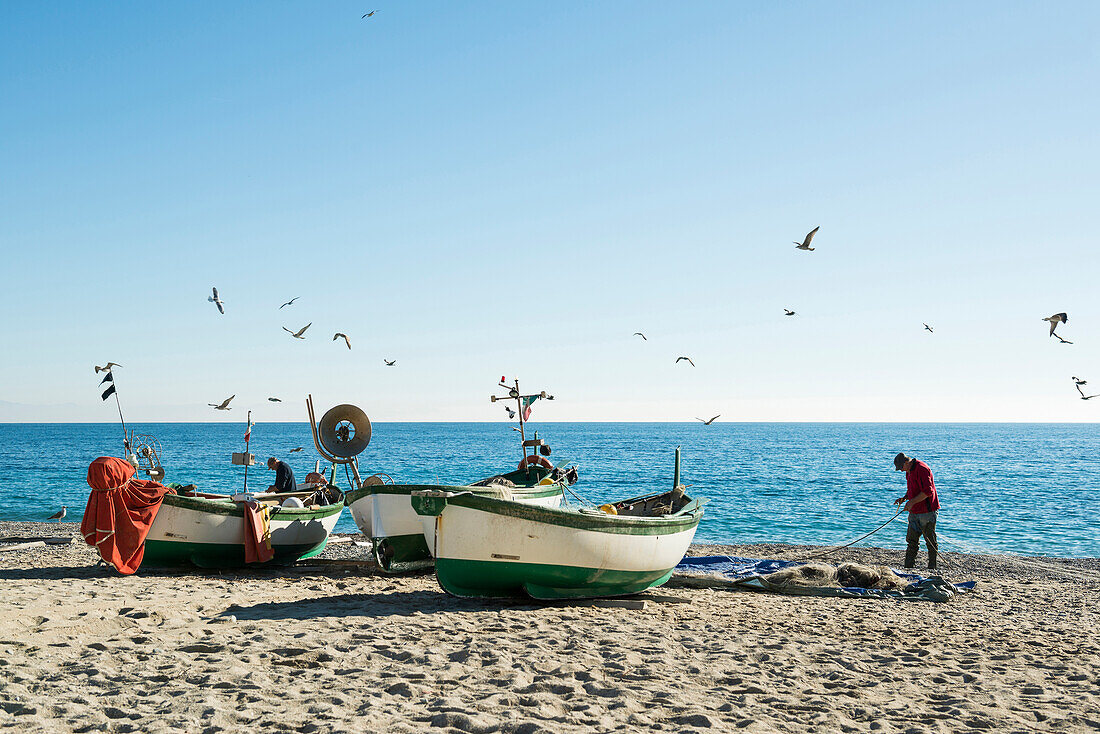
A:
518,454,553,471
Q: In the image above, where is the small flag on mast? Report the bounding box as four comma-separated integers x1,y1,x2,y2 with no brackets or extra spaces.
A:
244,417,253,443
520,395,539,421
99,372,113,385
101,384,116,401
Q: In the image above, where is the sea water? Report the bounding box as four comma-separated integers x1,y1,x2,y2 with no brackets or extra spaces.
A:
1,422,1097,558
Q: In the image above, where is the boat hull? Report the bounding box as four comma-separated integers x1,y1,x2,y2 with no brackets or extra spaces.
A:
413,492,702,600
345,474,566,574
142,494,344,568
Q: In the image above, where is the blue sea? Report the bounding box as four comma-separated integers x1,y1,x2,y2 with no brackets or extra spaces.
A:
2,423,1097,558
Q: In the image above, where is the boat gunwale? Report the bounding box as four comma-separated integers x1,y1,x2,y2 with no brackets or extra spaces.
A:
161,493,345,521
344,481,565,505
416,492,703,536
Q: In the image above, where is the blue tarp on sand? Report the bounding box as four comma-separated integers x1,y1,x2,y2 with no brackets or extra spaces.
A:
673,555,976,602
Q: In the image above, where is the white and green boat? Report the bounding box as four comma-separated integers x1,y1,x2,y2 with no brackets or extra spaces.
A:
412,485,704,600
141,491,344,568
344,465,568,573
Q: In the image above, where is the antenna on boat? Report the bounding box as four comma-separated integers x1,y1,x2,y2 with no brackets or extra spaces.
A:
490,378,554,473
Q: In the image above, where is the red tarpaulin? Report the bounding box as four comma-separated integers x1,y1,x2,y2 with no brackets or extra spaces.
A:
81,456,173,575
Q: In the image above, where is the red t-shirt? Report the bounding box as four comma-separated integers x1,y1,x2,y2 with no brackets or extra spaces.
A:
906,459,940,513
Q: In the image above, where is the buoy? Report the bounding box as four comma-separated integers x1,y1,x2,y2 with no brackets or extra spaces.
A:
598,504,617,515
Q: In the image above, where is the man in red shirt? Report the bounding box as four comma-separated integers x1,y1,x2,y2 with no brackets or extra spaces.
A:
893,452,941,570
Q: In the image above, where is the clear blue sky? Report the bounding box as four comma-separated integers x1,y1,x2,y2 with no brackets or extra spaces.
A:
1,2,1097,422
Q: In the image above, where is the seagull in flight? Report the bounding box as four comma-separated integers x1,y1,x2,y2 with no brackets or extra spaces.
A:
279,297,300,309
675,356,696,367
283,323,311,339
794,226,819,251
695,415,720,425
633,332,647,341
208,287,225,314
333,333,352,350
1073,376,1087,387
208,395,235,411
47,506,67,521
1042,312,1068,336
94,362,122,373
923,323,934,333
268,397,282,402
384,359,396,366
784,309,796,316
362,10,377,18
289,447,304,453
505,406,516,419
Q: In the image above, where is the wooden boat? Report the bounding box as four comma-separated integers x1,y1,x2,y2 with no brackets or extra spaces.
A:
344,464,568,573
412,486,704,600
142,491,344,568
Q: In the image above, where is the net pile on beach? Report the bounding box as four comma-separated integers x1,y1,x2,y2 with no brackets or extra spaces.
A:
674,556,976,602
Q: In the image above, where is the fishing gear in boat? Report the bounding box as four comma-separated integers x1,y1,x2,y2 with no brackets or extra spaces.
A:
306,395,371,489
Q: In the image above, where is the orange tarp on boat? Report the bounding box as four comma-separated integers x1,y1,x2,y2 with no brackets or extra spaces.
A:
81,456,173,575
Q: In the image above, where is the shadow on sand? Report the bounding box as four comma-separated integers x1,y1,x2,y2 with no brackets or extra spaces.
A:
223,590,542,621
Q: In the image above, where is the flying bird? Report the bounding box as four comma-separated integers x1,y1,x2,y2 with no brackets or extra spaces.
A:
695,415,720,425
289,447,304,453
208,395,235,411
94,362,122,373
675,356,696,367
333,333,351,350
784,309,796,316
1042,312,1068,336
794,226,819,251
268,397,282,402
924,323,934,333
283,323,311,339
1073,376,1087,387
633,332,647,341
47,506,67,521
505,406,516,419
1054,332,1074,345
384,359,396,366
279,297,300,309
208,287,225,314
362,10,376,17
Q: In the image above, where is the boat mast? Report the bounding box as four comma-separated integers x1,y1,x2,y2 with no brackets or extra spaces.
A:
490,378,550,469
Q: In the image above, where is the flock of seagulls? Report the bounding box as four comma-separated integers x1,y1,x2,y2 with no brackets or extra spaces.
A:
629,227,1092,422
200,286,401,412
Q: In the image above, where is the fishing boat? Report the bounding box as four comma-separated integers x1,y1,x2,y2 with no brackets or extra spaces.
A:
412,449,704,600
334,380,576,573
141,490,344,568
82,414,346,570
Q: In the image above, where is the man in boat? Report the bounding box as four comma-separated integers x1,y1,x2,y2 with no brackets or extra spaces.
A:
266,456,297,495
893,452,940,570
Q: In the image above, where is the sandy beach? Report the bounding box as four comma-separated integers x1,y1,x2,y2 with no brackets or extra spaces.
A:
1,521,1097,734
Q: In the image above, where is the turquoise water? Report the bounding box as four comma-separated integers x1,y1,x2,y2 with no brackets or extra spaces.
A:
2,422,1097,557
